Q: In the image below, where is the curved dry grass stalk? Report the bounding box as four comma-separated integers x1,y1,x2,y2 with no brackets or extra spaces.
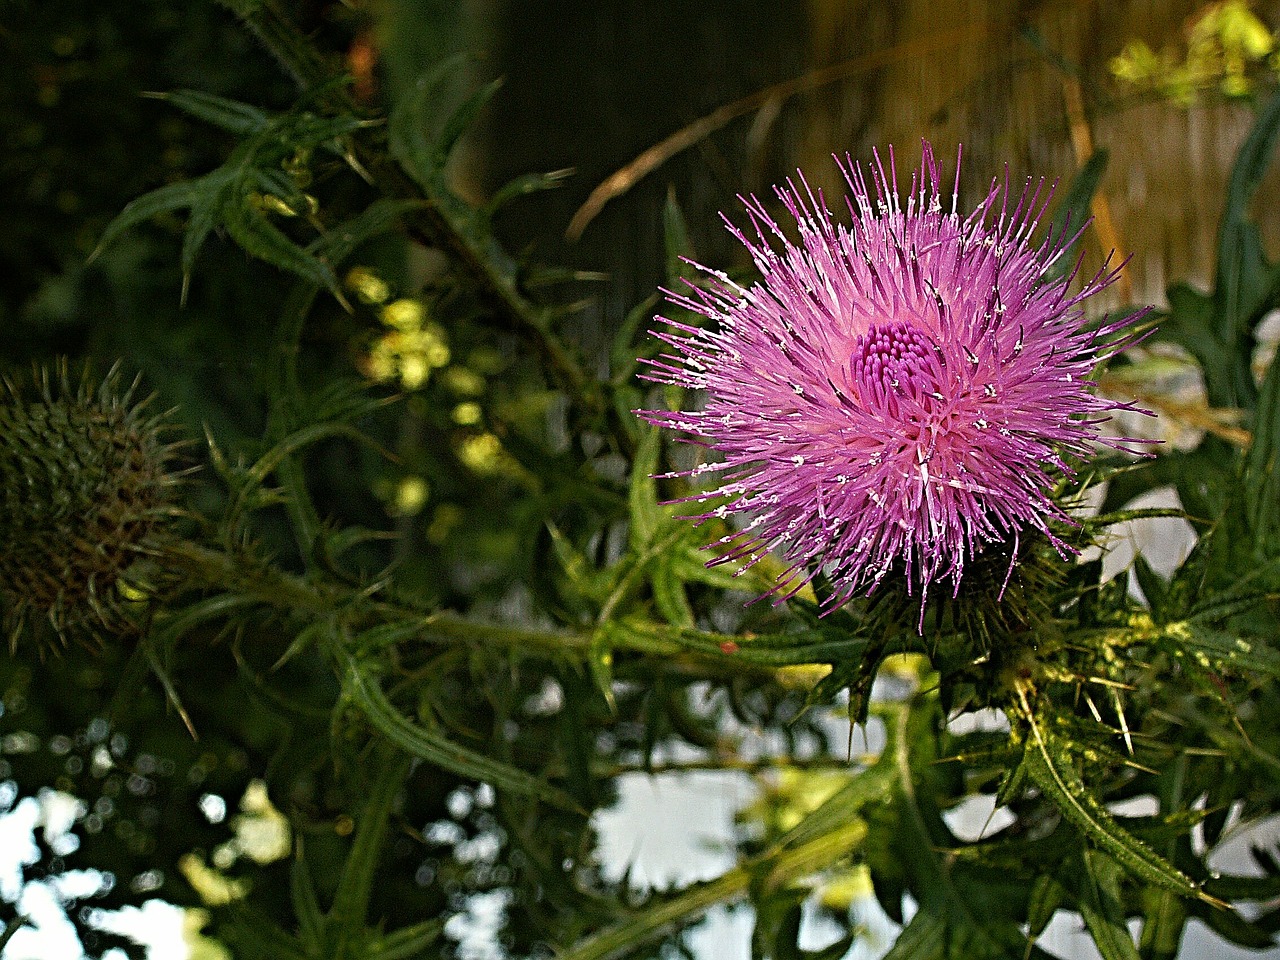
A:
565,20,995,240
1100,372,1252,448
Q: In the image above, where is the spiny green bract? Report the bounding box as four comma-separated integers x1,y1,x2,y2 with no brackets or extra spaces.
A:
0,362,183,651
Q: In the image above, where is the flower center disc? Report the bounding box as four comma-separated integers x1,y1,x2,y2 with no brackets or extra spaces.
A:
849,321,936,397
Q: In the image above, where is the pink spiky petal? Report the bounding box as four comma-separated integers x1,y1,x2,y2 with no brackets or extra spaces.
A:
640,142,1149,627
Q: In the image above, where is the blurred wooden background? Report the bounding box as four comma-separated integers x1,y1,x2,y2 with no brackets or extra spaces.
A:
442,0,1280,333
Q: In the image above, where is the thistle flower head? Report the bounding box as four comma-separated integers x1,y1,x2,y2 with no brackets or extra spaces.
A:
1,362,183,651
642,143,1145,625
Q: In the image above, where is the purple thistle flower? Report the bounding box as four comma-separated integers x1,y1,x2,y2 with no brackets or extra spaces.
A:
640,142,1145,623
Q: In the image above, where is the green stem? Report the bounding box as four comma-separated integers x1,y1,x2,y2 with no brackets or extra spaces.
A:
162,543,801,678
0,916,30,952
557,820,868,960
596,755,862,778
327,747,412,959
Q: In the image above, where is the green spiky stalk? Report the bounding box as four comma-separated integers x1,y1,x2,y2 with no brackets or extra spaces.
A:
0,362,183,651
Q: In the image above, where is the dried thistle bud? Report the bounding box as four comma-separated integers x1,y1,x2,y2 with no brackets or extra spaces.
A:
1,362,183,651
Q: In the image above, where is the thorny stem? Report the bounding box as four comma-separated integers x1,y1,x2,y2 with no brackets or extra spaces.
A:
327,747,412,959
556,820,870,960
160,542,783,676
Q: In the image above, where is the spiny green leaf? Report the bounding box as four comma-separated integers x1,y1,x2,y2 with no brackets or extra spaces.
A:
671,544,763,592
771,763,895,854
365,918,446,960
276,111,367,152
341,653,581,811
289,853,324,952
546,521,614,605
1020,709,1212,904
486,168,574,215
220,905,311,960
1161,283,1241,410
146,89,270,135
1088,506,1191,530
1026,873,1067,938
180,171,237,303
993,738,1028,809
605,618,869,667
1188,894,1278,950
1167,88,1280,409
327,753,411,954
222,193,342,299
434,76,502,168
1076,850,1141,960
307,198,429,265
628,426,664,549
1157,619,1280,680
212,0,266,19
610,294,658,382
881,911,945,960
1216,88,1280,339
663,189,695,285
389,52,467,187
1139,887,1188,960
89,180,199,263
651,554,694,627
1246,337,1280,553
347,621,428,654
252,166,313,211
588,630,617,714
245,420,390,488
1131,554,1169,620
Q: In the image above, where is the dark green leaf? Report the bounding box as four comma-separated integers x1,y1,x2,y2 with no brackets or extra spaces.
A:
1188,896,1276,950
1138,887,1188,960
1131,555,1169,620
148,88,270,135
1026,874,1066,938
308,199,428,265
880,911,944,960
1076,851,1141,960
341,654,581,811
628,426,663,549
389,53,467,187
663,189,695,284
181,171,238,302
651,555,694,627
1216,89,1280,342
289,852,324,952
1045,148,1108,284
588,631,617,714
1245,337,1280,554
486,168,574,214
327,753,411,952
89,180,199,263
366,918,446,960
221,906,312,960
1021,715,1209,903
434,76,502,168
222,192,341,297
1157,620,1280,680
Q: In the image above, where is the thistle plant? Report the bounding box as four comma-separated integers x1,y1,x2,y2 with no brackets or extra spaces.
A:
5,5,1280,960
643,143,1147,623
0,363,182,651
